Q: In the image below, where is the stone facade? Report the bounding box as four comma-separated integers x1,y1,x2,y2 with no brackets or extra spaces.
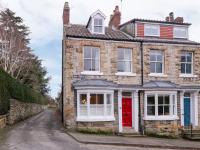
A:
7,99,46,125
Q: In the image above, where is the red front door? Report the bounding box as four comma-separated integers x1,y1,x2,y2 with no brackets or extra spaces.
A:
122,98,132,127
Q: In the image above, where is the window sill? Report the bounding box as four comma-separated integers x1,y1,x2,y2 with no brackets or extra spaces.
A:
115,72,136,76
148,73,168,77
81,71,103,76
179,74,198,78
143,116,179,121
76,116,115,122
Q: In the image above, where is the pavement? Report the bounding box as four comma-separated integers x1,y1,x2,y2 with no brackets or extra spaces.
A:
67,131,200,150
0,108,199,150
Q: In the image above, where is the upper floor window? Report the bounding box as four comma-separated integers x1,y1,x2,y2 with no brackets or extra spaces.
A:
117,48,132,72
150,50,164,74
173,27,188,39
181,51,193,74
144,24,160,37
84,47,100,71
94,18,103,33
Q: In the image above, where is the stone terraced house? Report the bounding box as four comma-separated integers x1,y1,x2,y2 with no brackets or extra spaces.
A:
62,2,200,137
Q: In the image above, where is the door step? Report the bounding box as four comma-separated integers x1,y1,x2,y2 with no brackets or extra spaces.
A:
119,132,145,137
182,129,200,140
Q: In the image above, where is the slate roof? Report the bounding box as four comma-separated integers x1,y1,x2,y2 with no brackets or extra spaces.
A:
143,81,178,89
119,18,191,28
73,79,117,88
65,24,133,41
65,24,200,45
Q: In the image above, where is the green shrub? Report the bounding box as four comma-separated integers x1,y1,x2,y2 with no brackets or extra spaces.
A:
0,69,48,115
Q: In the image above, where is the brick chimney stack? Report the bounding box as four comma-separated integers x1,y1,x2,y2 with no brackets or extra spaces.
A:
63,2,70,26
165,12,184,23
109,6,121,30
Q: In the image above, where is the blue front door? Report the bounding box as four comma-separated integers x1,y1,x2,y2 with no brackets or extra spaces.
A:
184,98,191,126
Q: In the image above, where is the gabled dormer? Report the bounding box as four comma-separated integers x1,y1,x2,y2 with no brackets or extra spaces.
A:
86,10,106,34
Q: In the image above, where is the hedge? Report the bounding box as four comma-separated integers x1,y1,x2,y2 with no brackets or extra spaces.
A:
0,69,48,115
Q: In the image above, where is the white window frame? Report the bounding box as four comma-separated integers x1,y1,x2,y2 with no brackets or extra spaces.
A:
180,51,193,75
82,46,102,75
144,91,178,120
93,18,103,34
77,90,115,122
149,50,164,74
144,24,160,37
173,26,188,39
116,48,133,73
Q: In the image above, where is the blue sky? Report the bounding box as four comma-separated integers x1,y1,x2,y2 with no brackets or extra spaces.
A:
1,0,200,98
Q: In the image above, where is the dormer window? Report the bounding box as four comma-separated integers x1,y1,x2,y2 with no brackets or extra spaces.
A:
87,10,106,34
94,18,103,33
144,24,160,37
173,26,188,39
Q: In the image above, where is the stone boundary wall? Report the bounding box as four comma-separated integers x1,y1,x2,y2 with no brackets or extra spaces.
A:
0,115,6,128
7,99,46,125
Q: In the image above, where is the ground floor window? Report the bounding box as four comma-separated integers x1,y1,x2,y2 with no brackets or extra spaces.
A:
77,90,114,121
145,91,178,120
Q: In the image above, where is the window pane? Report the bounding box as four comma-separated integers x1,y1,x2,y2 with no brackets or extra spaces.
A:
94,26,103,33
147,106,155,115
90,94,96,104
117,61,124,72
122,92,132,97
80,94,87,116
165,96,170,104
186,64,192,74
92,48,99,59
92,60,99,71
84,59,91,71
84,47,91,58
156,62,162,73
181,55,186,62
187,55,192,62
124,49,131,60
150,54,156,61
118,49,124,60
150,62,156,73
97,94,104,104
181,63,185,73
80,94,87,105
158,106,163,115
158,96,164,105
164,106,170,115
147,96,155,105
107,94,111,104
157,54,163,62
124,61,131,72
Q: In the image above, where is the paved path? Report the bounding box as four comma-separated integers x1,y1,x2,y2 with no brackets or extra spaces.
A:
0,109,167,150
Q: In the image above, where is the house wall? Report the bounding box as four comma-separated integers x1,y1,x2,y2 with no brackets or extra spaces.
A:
143,43,200,85
63,38,141,128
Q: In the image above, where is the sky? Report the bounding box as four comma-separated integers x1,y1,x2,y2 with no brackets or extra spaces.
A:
1,0,200,98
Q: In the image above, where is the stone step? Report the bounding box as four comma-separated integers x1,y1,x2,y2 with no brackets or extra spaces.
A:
183,129,200,134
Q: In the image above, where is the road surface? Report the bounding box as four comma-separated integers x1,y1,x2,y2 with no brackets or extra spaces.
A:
0,109,171,150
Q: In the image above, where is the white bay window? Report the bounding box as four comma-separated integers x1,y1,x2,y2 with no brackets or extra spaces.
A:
144,91,178,120
77,90,114,121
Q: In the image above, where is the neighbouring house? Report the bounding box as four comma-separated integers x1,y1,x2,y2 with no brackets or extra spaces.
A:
62,2,200,137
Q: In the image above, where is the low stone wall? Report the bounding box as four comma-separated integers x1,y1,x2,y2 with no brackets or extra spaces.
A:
7,99,46,125
144,120,181,138
0,115,6,128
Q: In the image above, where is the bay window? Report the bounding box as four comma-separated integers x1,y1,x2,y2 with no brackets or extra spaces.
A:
145,92,178,120
77,90,114,121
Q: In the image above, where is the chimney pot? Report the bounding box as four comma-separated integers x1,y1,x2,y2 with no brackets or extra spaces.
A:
169,12,174,22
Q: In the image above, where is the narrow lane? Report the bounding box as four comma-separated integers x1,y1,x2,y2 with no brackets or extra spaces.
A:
0,109,170,150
